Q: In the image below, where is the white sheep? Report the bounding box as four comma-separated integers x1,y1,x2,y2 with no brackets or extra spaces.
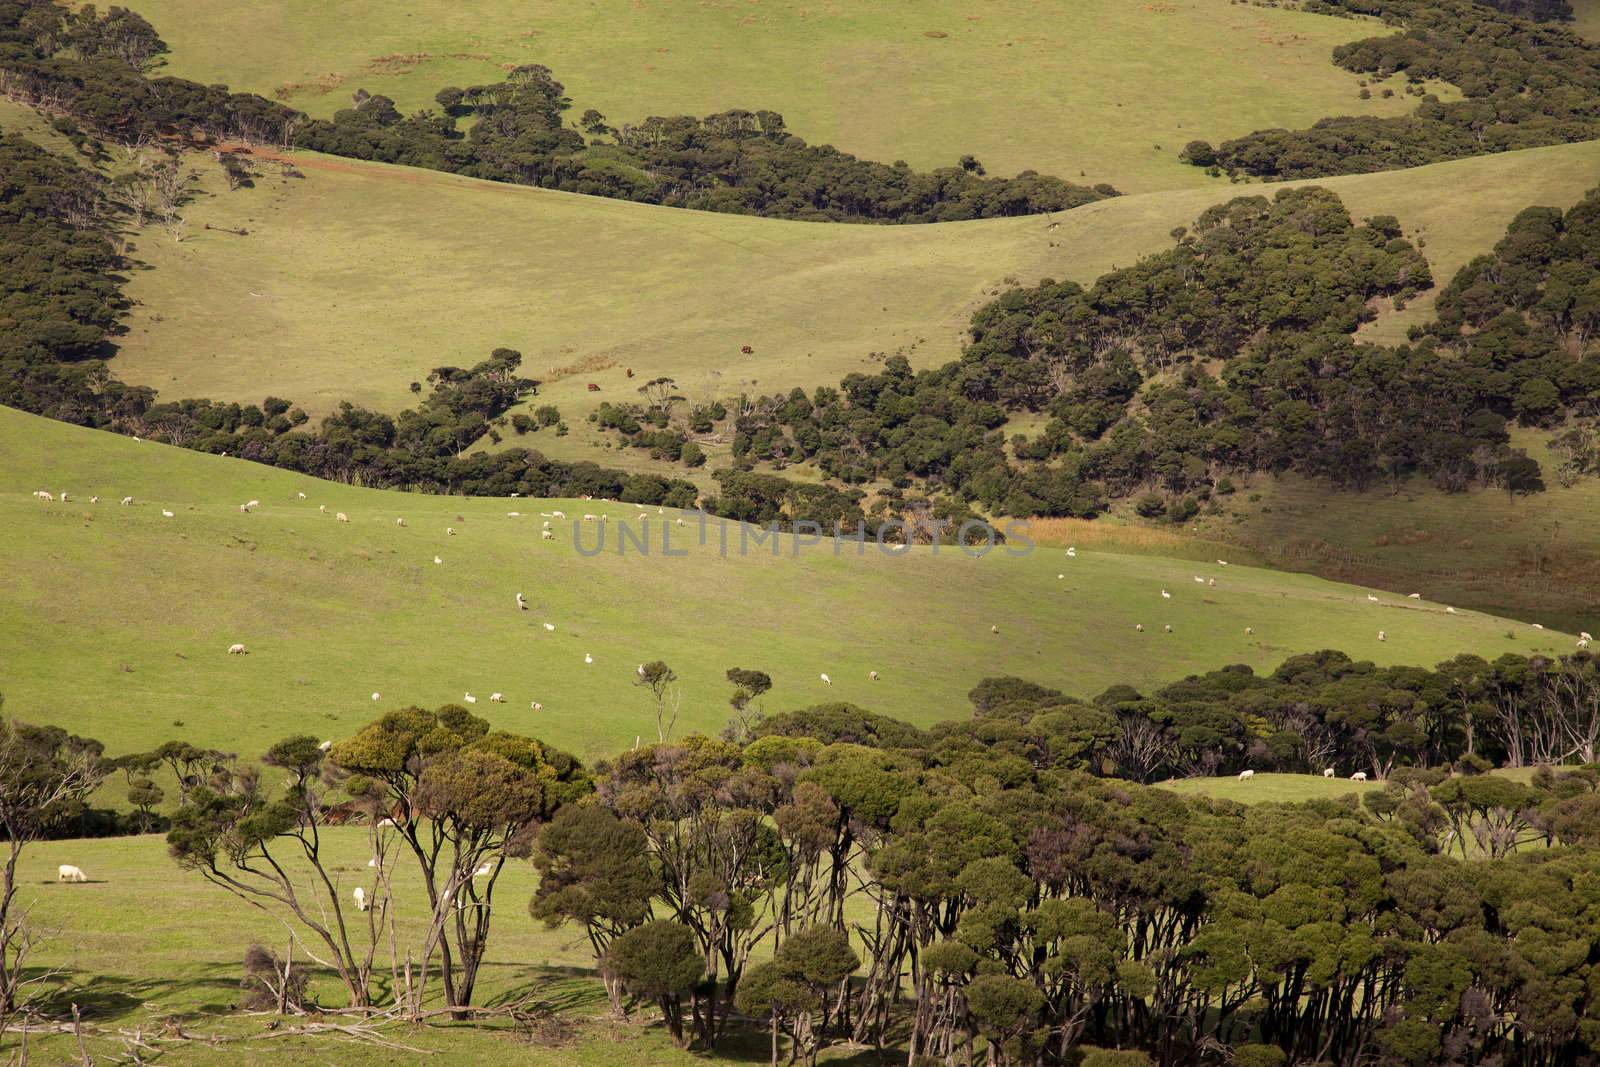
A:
490,693,505,703
367,857,378,867
161,509,174,518
1057,574,1064,580
1580,639,1592,650
120,496,133,506
1582,632,1594,642
89,496,98,504
1323,768,1335,778
371,692,380,701
246,500,259,509
531,701,542,711
463,693,477,704
543,623,555,631
1193,576,1205,584
59,492,68,502
239,504,249,514
472,862,494,879
1407,593,1421,599
352,887,369,912
319,504,327,513
336,512,349,523
820,673,832,685
506,511,520,518
1367,595,1379,603
57,864,87,883
542,529,555,540
227,643,247,655
1351,771,1368,782
991,625,999,634
396,517,406,527
318,740,333,752
447,527,456,536
433,556,442,565
552,511,565,519
1445,606,1457,615
1245,627,1254,635
1216,559,1229,566
298,492,307,499
1238,769,1255,781
516,593,527,610
1066,547,1077,557
1160,590,1171,599
1378,631,1386,642
1135,624,1144,633
584,653,594,665
870,671,879,681
1533,624,1544,630
583,514,599,522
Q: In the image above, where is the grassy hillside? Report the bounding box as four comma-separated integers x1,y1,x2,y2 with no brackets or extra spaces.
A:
119,0,1447,194
110,139,1600,478
1573,0,1600,39
0,407,1568,766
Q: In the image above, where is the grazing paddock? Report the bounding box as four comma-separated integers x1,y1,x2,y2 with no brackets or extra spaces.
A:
0,407,1569,765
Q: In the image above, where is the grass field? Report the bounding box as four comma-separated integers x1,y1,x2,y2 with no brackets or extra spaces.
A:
120,0,1448,194
0,407,1571,768
1158,771,1381,804
109,139,1600,476
1205,430,1600,633
1572,0,1600,39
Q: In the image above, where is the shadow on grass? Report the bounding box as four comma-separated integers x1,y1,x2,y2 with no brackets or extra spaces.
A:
32,961,241,1022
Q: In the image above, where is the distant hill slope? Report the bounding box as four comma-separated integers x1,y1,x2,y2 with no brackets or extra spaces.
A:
110,139,1600,468
0,407,1566,762
117,0,1446,193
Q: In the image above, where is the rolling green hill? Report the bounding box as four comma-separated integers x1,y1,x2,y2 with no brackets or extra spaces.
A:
110,139,1600,478
0,406,1568,765
117,0,1450,194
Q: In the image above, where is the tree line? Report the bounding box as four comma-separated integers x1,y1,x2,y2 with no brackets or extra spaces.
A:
597,185,1597,523
6,646,1600,1061
0,1,1118,225
1182,0,1600,179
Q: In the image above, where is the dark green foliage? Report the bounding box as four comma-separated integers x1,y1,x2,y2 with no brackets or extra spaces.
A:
755,702,927,749
1202,0,1600,178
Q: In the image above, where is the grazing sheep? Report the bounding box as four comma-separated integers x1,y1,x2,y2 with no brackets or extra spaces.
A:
1445,606,1457,615
1163,624,1173,633
1135,624,1145,633
352,887,369,912
371,692,380,701
1207,578,1216,587
1367,595,1379,603
161,509,174,518
1193,576,1205,584
676,518,686,526
336,512,349,523
820,673,832,685
1533,623,1544,630
516,593,527,610
991,625,999,634
1238,769,1255,781
1378,631,1386,642
1057,574,1064,580
531,701,542,711
396,517,406,527
318,740,332,752
1160,590,1171,599
1245,627,1254,635
433,556,442,565
59,492,68,502
1407,593,1421,599
583,514,599,522
584,653,594,665
552,511,565,519
239,504,249,514
870,671,879,681
1580,639,1592,650
542,529,555,540
1323,768,1336,779
543,623,555,631
447,527,456,536
367,857,378,867
463,693,477,704
490,693,504,703
1351,771,1368,782
1216,559,1229,566
120,496,132,506
1582,632,1594,642
507,511,520,518
298,492,307,499
378,818,396,827
227,643,247,655
246,500,259,509
57,864,87,883
472,862,494,880
89,496,98,504
319,505,327,513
